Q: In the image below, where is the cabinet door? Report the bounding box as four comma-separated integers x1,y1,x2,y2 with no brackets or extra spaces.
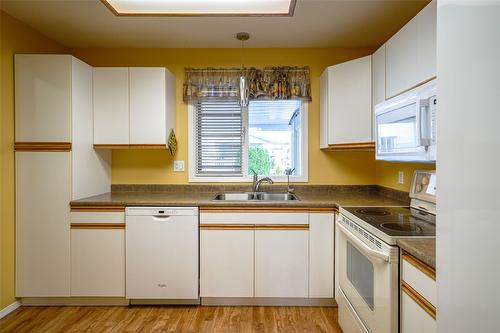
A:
16,152,71,297
71,228,125,297
372,45,386,106
330,56,372,145
401,291,436,333
386,0,436,98
200,229,254,297
385,15,419,99
15,55,72,142
93,67,129,144
416,0,437,84
129,68,166,145
309,213,334,298
319,69,329,149
255,229,308,297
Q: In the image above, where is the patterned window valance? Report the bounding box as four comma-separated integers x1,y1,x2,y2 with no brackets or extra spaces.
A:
183,67,311,102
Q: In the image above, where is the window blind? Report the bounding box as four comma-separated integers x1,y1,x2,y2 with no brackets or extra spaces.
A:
195,100,243,176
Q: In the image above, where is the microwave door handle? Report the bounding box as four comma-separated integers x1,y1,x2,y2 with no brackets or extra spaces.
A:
337,222,391,263
419,99,431,147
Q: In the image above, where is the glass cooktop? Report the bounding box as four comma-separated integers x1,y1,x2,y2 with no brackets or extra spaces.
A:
342,206,436,237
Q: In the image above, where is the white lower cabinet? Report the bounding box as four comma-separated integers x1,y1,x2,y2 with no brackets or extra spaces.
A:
16,152,71,297
401,252,436,333
200,211,334,301
401,291,436,333
200,230,254,297
255,229,309,298
71,228,125,297
309,213,335,298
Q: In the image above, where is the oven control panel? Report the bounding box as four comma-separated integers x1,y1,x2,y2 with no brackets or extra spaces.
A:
410,170,436,204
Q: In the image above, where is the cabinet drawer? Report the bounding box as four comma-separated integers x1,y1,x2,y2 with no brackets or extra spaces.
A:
402,253,436,307
70,211,125,224
401,290,436,333
200,212,308,225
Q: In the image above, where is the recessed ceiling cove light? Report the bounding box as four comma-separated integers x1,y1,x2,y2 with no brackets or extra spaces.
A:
101,0,296,17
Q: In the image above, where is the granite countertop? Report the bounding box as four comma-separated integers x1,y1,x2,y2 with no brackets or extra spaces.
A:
397,238,436,269
70,185,409,209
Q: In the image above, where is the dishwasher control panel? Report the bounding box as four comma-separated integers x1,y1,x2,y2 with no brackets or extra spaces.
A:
126,207,198,216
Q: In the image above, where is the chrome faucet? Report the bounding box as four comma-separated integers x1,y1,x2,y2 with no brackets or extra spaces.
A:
250,169,274,192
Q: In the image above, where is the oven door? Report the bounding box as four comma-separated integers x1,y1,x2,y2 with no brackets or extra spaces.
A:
337,216,399,333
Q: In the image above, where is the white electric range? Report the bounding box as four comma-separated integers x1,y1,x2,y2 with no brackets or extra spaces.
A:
337,170,436,333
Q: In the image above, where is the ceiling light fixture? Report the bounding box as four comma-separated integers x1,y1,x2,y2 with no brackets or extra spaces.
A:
101,0,296,17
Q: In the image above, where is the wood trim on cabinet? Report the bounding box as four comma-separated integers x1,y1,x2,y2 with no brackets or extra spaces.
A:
386,76,437,100
309,207,337,213
402,281,436,320
200,224,309,230
14,142,72,152
200,207,310,213
70,206,125,212
100,0,296,17
200,224,255,230
324,142,375,151
402,251,436,281
255,224,309,230
93,144,166,149
71,223,125,229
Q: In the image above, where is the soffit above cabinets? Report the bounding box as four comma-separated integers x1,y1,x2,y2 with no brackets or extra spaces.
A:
1,0,430,48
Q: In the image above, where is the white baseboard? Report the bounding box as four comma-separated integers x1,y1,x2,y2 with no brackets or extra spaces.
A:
0,301,21,319
20,297,129,306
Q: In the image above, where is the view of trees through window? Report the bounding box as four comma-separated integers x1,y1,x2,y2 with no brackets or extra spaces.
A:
248,100,302,176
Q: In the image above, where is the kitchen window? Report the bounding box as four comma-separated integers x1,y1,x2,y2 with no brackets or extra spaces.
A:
188,99,308,182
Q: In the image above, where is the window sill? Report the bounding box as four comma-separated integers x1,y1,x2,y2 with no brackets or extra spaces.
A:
188,176,309,183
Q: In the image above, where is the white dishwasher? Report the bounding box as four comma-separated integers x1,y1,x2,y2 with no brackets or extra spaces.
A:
126,207,199,304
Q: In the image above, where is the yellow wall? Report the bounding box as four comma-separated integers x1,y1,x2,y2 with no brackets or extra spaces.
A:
0,11,68,309
72,48,377,185
375,161,436,191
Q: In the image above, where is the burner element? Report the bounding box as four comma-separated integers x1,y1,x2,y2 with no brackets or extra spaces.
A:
380,222,422,232
356,208,391,216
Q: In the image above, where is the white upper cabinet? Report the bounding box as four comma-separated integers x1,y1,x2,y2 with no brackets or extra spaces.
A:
93,67,130,145
386,0,436,98
130,67,166,145
15,55,72,142
94,67,176,147
320,55,372,148
372,45,386,107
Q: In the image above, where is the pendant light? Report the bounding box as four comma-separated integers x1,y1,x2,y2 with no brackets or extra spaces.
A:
237,32,250,107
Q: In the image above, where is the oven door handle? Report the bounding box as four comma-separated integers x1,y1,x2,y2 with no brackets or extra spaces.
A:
337,222,391,263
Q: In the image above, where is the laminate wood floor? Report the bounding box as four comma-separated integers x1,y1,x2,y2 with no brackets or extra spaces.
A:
0,306,342,333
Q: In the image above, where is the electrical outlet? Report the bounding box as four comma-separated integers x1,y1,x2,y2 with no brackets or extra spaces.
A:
398,171,404,184
173,160,185,172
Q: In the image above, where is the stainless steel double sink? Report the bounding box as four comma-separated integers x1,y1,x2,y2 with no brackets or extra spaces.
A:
213,192,299,202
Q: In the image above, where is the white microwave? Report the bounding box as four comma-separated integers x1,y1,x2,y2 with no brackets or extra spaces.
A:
375,80,437,163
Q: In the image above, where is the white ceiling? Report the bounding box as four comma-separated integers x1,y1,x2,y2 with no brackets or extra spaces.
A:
0,0,429,48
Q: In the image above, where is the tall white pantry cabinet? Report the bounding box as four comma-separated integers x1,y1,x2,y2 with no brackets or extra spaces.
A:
15,55,111,297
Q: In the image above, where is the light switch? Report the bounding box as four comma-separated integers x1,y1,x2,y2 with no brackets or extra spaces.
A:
173,160,185,172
